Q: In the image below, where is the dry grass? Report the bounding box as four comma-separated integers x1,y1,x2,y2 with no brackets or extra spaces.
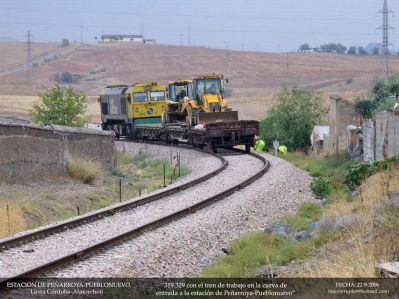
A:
0,204,26,237
66,158,104,184
283,165,399,278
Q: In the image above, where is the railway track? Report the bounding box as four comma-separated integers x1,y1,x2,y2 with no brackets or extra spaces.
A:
0,147,226,252
0,145,269,285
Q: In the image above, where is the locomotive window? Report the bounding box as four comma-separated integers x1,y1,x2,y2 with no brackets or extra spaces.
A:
168,85,176,100
133,92,147,102
150,91,165,101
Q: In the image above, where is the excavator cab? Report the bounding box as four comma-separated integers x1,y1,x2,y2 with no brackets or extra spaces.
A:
190,74,238,125
165,80,193,124
168,80,193,102
165,74,238,126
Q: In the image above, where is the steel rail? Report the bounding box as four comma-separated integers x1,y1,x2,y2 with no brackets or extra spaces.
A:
0,149,269,285
0,146,227,251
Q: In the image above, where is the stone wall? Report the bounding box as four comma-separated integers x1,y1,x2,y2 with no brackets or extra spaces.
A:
0,122,115,184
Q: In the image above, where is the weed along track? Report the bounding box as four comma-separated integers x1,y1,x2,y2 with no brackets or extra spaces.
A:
0,143,269,282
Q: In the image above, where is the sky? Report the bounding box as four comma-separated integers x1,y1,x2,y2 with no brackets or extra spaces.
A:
0,0,398,52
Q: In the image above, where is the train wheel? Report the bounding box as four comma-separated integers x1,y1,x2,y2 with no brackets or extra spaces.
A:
211,142,217,153
245,144,251,153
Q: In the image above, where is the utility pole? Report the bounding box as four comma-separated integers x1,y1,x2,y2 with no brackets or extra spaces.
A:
225,41,230,72
141,24,144,37
26,30,32,86
187,26,191,46
178,33,184,47
378,0,394,77
286,52,289,79
80,25,83,44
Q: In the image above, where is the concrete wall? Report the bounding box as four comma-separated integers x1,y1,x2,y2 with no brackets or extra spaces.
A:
363,120,375,163
375,112,388,161
0,122,115,184
387,111,399,157
328,96,358,154
363,111,399,162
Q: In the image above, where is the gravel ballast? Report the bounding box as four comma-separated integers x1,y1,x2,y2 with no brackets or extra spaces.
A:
50,153,314,278
0,144,264,278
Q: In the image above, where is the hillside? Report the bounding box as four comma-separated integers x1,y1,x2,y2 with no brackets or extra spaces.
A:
1,42,398,120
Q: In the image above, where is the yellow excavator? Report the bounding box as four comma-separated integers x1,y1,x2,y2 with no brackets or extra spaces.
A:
166,74,238,126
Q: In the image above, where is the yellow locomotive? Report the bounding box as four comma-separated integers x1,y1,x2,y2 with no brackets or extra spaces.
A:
99,82,166,137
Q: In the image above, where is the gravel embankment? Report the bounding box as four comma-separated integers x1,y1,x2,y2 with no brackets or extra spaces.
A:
0,145,263,278
50,153,314,278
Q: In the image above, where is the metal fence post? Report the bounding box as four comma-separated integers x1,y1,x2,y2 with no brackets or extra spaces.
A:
6,204,10,233
163,163,166,187
273,140,280,156
119,178,122,202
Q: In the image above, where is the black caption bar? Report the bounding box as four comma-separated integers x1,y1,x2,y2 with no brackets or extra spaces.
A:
1,278,398,298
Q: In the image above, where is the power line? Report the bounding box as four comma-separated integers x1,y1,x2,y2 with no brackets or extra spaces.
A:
378,0,394,77
0,6,385,22
178,33,183,46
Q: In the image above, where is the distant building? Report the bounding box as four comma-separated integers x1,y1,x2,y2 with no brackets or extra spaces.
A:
143,39,156,44
298,47,320,53
101,34,144,43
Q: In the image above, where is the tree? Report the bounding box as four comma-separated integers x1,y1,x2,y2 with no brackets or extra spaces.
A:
371,78,389,103
358,47,367,55
354,99,377,120
372,47,379,55
320,43,336,53
62,38,70,47
31,85,88,127
336,43,347,54
260,87,326,151
319,43,346,54
347,46,357,55
299,43,310,51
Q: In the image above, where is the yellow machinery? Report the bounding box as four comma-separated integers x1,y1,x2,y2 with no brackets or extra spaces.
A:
166,74,238,126
166,80,193,124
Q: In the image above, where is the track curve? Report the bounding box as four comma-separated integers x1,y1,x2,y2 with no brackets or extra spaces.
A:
0,146,269,284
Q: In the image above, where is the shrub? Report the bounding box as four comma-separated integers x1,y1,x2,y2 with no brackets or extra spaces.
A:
260,87,327,151
310,177,331,198
344,163,376,191
66,158,104,184
354,99,376,120
31,85,88,127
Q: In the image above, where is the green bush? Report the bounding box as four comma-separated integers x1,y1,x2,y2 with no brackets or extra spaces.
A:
260,87,327,151
31,85,88,127
344,163,376,191
310,177,331,198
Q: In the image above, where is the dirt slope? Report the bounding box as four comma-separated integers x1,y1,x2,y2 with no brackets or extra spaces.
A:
1,42,398,120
